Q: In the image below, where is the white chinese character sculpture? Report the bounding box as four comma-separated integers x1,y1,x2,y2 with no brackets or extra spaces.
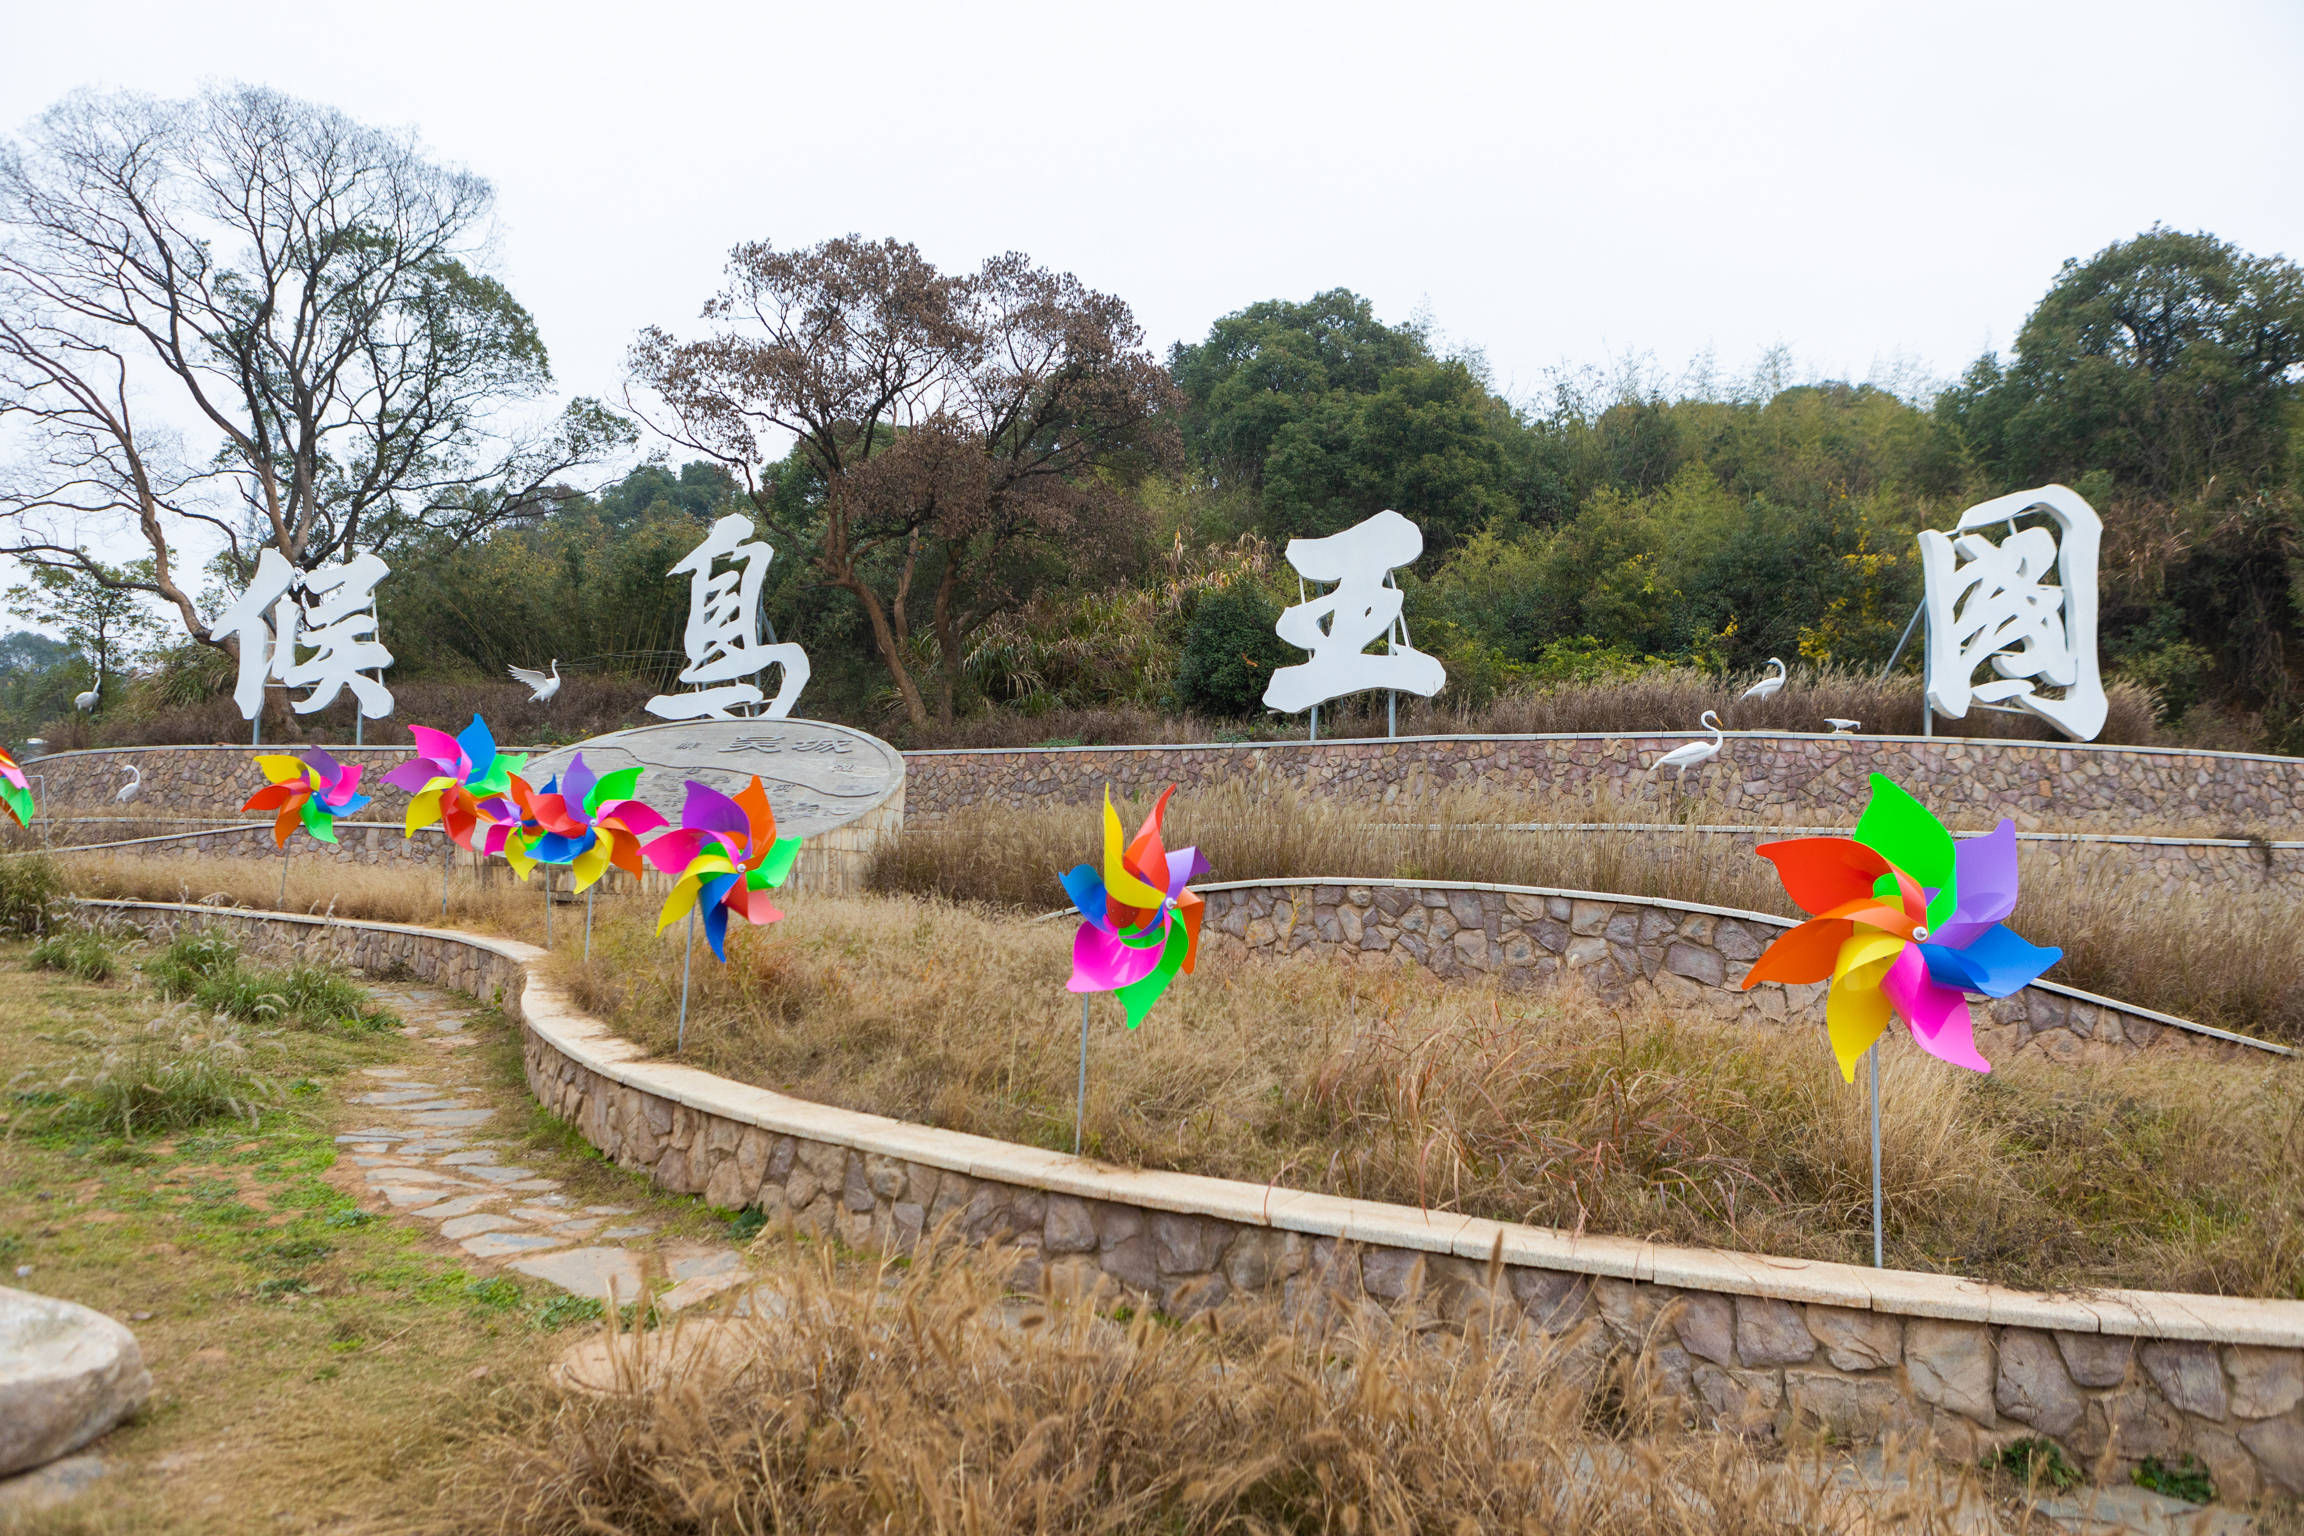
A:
1262,509,1446,715
644,512,810,721
1919,484,2105,742
208,548,395,720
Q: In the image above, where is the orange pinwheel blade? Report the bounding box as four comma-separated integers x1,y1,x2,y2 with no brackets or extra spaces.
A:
1742,917,1854,987
1123,785,1175,893
1817,896,1921,940
272,800,303,847
1755,839,1893,918
243,784,295,813
1175,886,1205,974
734,777,777,861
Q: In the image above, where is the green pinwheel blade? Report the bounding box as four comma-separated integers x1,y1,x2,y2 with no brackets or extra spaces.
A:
754,836,803,889
0,779,32,827
1854,773,1954,927
299,796,338,845
587,765,642,816
1114,916,1188,1029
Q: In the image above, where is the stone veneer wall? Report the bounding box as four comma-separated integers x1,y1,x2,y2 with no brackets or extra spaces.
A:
903,733,2304,836
76,898,2304,1501
1196,880,2288,1063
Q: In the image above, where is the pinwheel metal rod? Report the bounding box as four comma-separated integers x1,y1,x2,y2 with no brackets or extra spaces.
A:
278,840,288,908
1870,1044,1883,1269
1075,996,1090,1156
441,841,451,918
676,905,697,1053
543,869,552,947
584,889,594,962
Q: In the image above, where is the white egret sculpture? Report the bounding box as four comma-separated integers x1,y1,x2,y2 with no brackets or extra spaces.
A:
1824,718,1861,734
1648,711,1724,783
509,660,562,704
1738,657,1787,703
114,763,142,804
72,689,98,713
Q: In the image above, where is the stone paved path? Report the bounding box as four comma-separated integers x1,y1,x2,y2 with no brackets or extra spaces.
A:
334,981,750,1312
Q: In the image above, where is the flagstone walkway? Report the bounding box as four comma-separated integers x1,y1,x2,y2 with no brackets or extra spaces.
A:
332,980,750,1313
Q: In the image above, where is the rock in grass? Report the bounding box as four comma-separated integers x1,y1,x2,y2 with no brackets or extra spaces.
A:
0,1286,152,1476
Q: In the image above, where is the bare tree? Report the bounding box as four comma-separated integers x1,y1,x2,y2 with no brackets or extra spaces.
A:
0,85,631,649
628,236,1179,727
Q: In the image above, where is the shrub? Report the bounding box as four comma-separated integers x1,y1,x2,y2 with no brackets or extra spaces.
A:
1983,1437,2081,1491
27,927,121,982
2132,1454,2215,1503
1173,581,1292,716
0,854,60,935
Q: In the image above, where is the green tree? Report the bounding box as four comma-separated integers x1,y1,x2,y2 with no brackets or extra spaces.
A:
2,560,162,703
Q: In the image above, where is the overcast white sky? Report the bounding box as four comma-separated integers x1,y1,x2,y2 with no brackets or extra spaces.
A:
1,0,2300,635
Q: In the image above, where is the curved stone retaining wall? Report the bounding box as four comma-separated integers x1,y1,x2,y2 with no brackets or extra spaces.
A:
75,899,2304,1500
904,732,2304,836
1197,879,2287,1062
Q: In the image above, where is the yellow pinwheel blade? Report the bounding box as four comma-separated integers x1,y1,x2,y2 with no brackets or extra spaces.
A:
1101,788,1169,909
657,874,703,934
570,840,612,893
403,786,444,836
255,754,306,785
1825,928,1907,1083
503,836,537,882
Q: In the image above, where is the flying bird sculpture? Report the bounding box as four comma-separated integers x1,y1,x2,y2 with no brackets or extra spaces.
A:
509,660,561,704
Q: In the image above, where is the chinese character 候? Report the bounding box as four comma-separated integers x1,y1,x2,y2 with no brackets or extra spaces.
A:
1261,509,1446,715
644,513,810,722
208,548,395,720
1919,484,2106,742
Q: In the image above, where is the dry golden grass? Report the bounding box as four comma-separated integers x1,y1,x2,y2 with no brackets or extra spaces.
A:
535,891,2304,1298
441,1237,1993,1536
875,780,2304,1040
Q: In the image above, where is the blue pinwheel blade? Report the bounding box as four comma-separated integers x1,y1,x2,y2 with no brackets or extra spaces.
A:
456,715,496,781
699,872,741,960
1918,924,2062,998
1060,863,1109,928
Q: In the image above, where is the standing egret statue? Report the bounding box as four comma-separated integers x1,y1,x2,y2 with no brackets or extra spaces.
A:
113,763,142,804
73,689,97,713
1825,718,1862,734
1648,712,1724,784
1738,657,1787,704
509,661,561,704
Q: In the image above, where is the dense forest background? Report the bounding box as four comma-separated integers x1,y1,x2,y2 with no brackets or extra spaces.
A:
6,225,2299,755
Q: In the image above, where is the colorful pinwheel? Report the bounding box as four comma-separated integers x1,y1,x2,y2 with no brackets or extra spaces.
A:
381,715,525,851
1059,786,1211,1028
0,746,33,828
241,748,372,845
1741,773,2061,1081
497,753,667,892
642,777,803,960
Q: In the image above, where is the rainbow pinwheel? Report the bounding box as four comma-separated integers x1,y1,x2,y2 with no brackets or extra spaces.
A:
0,746,35,828
642,777,803,960
241,748,372,846
1059,786,1211,1028
1741,773,2061,1081
381,715,525,852
497,754,668,891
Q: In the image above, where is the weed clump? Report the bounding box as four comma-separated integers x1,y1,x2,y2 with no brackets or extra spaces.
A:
0,853,60,935
13,1005,283,1138
146,929,397,1031
27,925,121,981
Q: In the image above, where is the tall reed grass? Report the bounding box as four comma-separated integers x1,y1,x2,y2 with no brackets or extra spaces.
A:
873,780,2304,1040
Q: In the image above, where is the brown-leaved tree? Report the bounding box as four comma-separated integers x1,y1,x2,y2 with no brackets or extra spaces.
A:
628,237,1179,727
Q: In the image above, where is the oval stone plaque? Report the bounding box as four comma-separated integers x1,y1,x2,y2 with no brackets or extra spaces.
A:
521,718,903,842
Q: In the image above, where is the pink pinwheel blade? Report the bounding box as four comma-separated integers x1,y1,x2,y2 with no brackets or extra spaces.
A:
1068,923,1167,993
406,725,466,771
1881,944,1990,1073
644,827,712,873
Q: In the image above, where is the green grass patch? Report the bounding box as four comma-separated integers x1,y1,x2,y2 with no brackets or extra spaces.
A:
2132,1454,2215,1503
1983,1437,2083,1491
145,929,398,1032
29,926,123,981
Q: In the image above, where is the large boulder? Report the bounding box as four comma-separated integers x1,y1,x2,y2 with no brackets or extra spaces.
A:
0,1287,151,1476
